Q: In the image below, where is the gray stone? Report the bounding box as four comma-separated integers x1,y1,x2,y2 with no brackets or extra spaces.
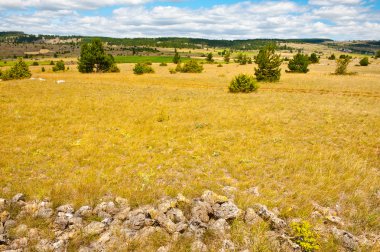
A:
331,227,359,251
201,190,228,205
114,207,130,221
125,209,149,230
56,204,74,214
157,245,170,252
10,237,28,250
4,220,16,231
52,239,65,250
246,187,260,196
191,240,208,252
158,198,177,214
209,218,230,236
212,201,240,220
245,208,261,225
11,194,25,203
157,213,177,234
94,202,119,216
83,222,106,236
75,206,92,217
35,207,54,219
115,197,129,207
191,200,213,223
35,239,54,252
254,204,287,230
166,208,186,224
220,239,235,252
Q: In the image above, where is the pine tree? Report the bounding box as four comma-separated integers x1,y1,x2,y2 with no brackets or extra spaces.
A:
173,49,181,64
287,53,309,73
224,50,231,63
254,43,282,82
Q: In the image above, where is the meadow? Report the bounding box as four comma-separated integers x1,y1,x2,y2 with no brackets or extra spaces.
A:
0,56,379,250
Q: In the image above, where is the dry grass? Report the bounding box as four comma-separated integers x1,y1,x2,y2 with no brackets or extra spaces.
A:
1,58,380,249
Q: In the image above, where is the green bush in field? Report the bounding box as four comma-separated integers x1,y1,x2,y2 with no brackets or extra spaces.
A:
335,57,351,75
309,53,319,64
229,74,258,93
206,53,214,63
224,50,231,63
78,39,119,73
50,61,55,65
1,58,31,80
235,53,248,65
178,60,203,73
133,63,154,75
53,60,65,72
254,43,282,82
159,62,167,66
41,67,45,72
290,221,319,252
32,61,39,66
359,57,369,66
287,53,310,73
328,54,336,60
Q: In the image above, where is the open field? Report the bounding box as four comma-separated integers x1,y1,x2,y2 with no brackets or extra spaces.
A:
1,58,380,250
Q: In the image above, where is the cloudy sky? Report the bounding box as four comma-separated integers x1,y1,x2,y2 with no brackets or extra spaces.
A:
0,0,379,40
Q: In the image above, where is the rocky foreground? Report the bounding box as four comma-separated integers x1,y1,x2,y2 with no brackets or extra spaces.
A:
0,190,378,251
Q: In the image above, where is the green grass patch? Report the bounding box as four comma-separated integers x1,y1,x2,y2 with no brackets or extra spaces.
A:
114,56,194,64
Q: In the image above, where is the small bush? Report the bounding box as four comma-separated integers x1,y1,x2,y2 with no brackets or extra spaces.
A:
217,64,223,67
309,53,319,64
50,61,55,65
41,67,45,72
169,68,176,74
290,221,319,252
335,57,351,75
287,53,310,73
339,54,352,59
108,64,120,73
359,57,369,66
235,53,248,65
206,53,214,63
32,61,39,66
328,54,336,60
179,60,203,73
375,50,380,59
145,62,152,65
159,62,168,66
1,58,32,80
52,60,65,72
229,74,258,93
133,63,154,75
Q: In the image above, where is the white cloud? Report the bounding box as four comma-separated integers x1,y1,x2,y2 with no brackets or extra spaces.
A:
308,0,362,5
0,1,379,40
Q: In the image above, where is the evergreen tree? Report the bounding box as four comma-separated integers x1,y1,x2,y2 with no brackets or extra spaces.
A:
359,57,369,66
309,53,319,63
78,39,119,73
287,53,310,73
375,50,380,59
172,48,181,64
254,43,282,82
224,50,231,63
206,52,214,62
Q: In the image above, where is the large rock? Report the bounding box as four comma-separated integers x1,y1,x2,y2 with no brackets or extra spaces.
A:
11,193,25,203
208,218,230,236
94,202,119,218
212,201,240,220
125,208,153,230
83,222,106,236
191,200,213,223
201,190,228,205
56,204,74,214
75,206,93,217
158,198,178,214
245,208,261,225
191,240,208,252
166,208,186,224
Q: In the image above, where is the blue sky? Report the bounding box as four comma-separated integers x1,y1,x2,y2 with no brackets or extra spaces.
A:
0,0,379,40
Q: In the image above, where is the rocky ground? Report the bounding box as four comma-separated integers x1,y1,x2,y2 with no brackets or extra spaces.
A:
0,190,379,251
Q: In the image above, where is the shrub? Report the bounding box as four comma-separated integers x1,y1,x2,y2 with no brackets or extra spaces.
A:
235,53,248,65
78,39,119,73
178,60,203,73
52,60,65,72
32,61,39,66
173,49,181,64
339,54,351,59
335,57,351,75
217,64,223,67
224,50,231,63
254,43,282,82
50,61,55,65
309,53,319,64
159,62,167,66
108,64,120,73
206,53,214,63
133,63,154,75
41,67,45,72
287,53,310,73
229,74,258,93
1,58,32,80
145,62,152,65
169,68,177,74
290,221,319,252
359,57,369,66
376,50,380,59
328,54,336,60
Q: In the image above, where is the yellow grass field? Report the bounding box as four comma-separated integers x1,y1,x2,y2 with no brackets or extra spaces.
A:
1,58,380,250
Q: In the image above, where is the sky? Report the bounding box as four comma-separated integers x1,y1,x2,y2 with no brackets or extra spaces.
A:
0,0,379,40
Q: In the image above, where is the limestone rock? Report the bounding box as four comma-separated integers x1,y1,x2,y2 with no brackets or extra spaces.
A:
209,218,230,236
245,208,261,225
254,204,287,230
83,222,106,236
75,206,93,217
331,227,359,251
94,202,119,217
220,239,235,252
11,193,25,203
191,240,208,252
212,201,240,220
201,190,228,205
56,204,74,214
191,200,213,223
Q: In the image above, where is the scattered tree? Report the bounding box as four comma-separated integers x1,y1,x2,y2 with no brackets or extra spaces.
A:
32,61,39,66
0,58,31,80
41,67,45,72
335,57,351,75
375,50,380,59
359,57,369,66
172,48,181,64
224,50,231,63
53,60,65,72
328,54,336,60
309,53,319,64
235,53,248,65
254,43,282,82
176,60,203,73
229,74,258,93
78,39,119,73
287,53,310,73
206,53,214,63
